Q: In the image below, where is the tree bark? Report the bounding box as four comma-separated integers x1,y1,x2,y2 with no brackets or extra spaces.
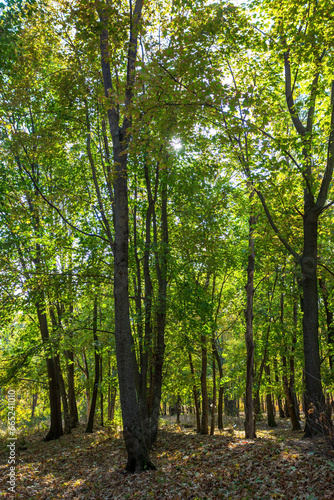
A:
96,0,155,470
302,211,326,436
264,364,277,428
36,301,63,441
244,213,256,438
200,332,209,434
86,297,100,433
189,353,201,433
210,350,216,435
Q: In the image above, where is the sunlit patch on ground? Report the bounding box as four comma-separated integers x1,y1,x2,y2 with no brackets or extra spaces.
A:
0,419,333,499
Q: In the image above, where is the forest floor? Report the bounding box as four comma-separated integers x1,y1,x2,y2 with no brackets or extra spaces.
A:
1,415,334,499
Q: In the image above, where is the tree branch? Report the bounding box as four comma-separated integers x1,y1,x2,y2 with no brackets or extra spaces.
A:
255,188,301,263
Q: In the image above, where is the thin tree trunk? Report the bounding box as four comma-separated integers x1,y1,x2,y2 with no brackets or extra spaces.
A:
283,355,301,430
100,353,104,426
49,307,71,435
86,297,100,433
320,279,334,372
82,349,90,422
244,211,256,438
264,364,277,428
200,332,209,434
210,352,216,435
189,353,201,433
65,305,79,429
31,393,38,419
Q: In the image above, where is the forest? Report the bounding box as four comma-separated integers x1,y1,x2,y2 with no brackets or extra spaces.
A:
0,0,334,498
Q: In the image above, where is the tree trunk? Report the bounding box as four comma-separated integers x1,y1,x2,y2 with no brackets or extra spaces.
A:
55,355,71,434
108,359,117,421
264,364,277,428
244,212,256,438
97,0,155,471
65,347,79,428
283,355,301,431
176,395,181,424
200,332,209,434
189,353,201,433
210,352,216,436
320,279,334,372
86,298,100,433
31,393,38,419
147,171,169,447
302,211,326,436
82,349,90,422
49,307,71,435
65,304,79,428
36,301,63,441
100,353,104,426
218,386,224,430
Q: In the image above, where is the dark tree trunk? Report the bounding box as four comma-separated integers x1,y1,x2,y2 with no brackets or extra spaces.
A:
176,395,181,424
107,359,117,421
65,347,79,428
320,279,334,372
213,341,224,430
36,302,63,441
55,355,71,434
100,354,104,426
210,352,216,435
189,353,201,433
244,213,256,438
283,355,301,430
86,298,100,433
82,349,90,422
49,307,71,435
264,364,277,428
218,386,224,430
302,211,326,436
64,305,79,429
31,393,38,419
148,171,169,447
97,0,156,470
280,292,301,430
200,332,209,434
